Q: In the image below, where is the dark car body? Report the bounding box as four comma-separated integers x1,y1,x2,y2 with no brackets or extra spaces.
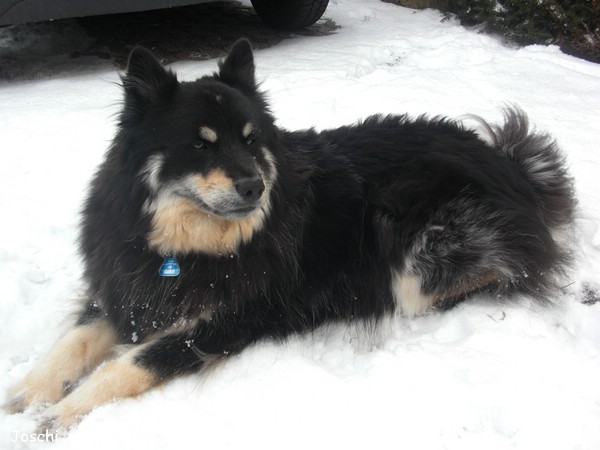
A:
0,0,329,29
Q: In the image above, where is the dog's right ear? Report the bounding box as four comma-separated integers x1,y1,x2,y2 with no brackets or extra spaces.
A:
121,47,178,119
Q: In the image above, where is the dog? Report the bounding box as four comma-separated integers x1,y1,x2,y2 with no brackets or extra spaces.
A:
5,38,575,430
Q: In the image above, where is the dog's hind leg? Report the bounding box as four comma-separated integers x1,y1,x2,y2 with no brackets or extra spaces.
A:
386,197,525,317
5,317,118,413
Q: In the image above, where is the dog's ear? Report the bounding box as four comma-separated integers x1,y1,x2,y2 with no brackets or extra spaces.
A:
121,47,178,119
218,39,257,94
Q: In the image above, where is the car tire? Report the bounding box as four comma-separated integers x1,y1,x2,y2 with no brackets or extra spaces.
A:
250,0,329,30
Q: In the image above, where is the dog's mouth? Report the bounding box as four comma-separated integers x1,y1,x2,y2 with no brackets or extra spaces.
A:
213,204,261,220
179,188,263,221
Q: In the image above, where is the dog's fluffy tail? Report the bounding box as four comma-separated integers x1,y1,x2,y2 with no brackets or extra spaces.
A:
487,108,576,303
493,107,576,231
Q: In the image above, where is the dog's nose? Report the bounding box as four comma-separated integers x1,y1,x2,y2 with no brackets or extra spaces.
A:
235,176,265,203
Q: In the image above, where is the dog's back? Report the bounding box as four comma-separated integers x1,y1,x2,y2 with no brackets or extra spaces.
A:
295,110,575,316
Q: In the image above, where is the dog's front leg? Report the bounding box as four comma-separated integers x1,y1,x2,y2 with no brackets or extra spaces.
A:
40,322,253,432
40,347,160,432
5,319,118,413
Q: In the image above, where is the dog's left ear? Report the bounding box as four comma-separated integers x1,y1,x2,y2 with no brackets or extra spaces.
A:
121,47,178,122
218,39,257,94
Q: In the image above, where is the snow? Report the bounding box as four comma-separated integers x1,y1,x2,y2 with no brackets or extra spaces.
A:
2,0,600,448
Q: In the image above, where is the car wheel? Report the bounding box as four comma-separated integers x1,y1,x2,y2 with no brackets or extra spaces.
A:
250,0,329,30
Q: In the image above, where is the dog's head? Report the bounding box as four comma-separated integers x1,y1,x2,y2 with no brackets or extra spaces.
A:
119,39,279,256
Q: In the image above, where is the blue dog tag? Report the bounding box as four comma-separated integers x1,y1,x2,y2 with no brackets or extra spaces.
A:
159,256,180,277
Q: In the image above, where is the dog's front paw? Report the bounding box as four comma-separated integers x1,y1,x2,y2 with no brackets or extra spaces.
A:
4,374,67,413
3,393,28,414
38,406,82,436
38,380,106,433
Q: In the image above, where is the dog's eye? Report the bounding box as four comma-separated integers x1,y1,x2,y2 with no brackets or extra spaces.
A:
246,132,256,146
193,142,206,150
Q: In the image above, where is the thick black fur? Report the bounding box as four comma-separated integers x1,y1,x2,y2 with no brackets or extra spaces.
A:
78,39,575,380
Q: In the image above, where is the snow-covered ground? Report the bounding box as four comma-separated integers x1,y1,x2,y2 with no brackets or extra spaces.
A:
2,0,600,448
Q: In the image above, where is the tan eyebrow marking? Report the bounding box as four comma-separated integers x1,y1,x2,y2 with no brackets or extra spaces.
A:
199,126,218,143
242,122,254,139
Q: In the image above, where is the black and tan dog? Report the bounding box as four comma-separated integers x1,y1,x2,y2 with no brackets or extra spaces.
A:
6,39,575,430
